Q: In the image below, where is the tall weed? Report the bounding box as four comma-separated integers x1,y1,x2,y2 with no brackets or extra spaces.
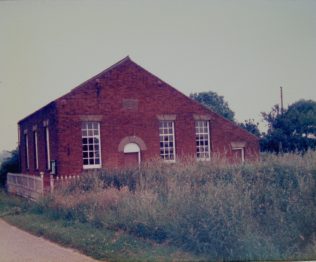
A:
42,151,316,260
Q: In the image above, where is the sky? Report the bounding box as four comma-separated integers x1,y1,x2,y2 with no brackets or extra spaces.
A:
0,0,316,152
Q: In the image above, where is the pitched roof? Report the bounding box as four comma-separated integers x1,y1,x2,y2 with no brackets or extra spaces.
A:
18,56,259,139
18,56,132,123
66,56,132,95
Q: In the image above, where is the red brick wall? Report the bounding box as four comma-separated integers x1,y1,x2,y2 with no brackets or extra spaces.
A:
53,58,259,176
19,58,259,177
18,103,58,176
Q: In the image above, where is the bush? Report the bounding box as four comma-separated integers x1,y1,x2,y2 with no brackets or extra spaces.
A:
41,152,316,261
0,149,20,187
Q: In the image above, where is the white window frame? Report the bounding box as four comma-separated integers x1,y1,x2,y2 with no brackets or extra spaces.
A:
24,131,29,170
159,121,176,162
81,122,102,169
195,120,211,161
44,124,51,170
33,130,39,170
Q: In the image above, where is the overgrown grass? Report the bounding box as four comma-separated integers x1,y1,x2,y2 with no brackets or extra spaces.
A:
0,190,201,261
40,151,316,261
2,152,316,261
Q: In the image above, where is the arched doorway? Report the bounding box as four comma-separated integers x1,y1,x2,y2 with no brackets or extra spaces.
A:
118,136,147,168
123,143,141,167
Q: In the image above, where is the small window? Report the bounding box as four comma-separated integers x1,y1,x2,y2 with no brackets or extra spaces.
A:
232,147,245,163
195,121,211,160
159,121,176,162
81,122,101,169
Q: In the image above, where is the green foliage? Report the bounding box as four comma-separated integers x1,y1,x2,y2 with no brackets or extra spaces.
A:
261,100,316,153
0,189,199,262
239,119,261,137
0,149,20,187
42,153,316,261
190,91,235,121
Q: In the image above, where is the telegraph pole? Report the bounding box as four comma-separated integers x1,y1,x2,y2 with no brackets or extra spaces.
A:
280,86,284,115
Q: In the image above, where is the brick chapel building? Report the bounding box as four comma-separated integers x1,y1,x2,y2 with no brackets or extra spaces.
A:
18,57,259,177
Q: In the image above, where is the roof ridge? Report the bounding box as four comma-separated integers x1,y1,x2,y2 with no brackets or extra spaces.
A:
18,56,132,123
67,55,131,93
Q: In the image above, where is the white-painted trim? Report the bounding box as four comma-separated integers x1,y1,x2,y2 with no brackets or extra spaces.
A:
45,126,51,170
159,120,176,162
25,133,29,169
123,143,142,166
82,122,102,169
172,121,176,162
195,120,211,161
83,164,102,169
34,130,39,169
123,143,140,153
98,122,102,168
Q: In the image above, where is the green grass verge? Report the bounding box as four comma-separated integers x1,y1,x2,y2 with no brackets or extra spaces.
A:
0,189,202,261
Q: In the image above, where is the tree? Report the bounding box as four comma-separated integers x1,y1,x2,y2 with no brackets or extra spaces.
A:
238,119,261,137
190,91,235,122
261,100,316,153
0,149,20,187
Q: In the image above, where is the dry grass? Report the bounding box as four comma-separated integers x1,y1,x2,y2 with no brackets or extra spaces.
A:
41,151,316,261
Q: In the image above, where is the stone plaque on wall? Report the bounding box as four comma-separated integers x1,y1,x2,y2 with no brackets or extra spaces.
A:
122,99,139,111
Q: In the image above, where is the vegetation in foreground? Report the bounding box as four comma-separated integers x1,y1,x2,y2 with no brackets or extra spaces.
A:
0,149,19,187
0,190,200,261
1,152,316,261
36,152,316,261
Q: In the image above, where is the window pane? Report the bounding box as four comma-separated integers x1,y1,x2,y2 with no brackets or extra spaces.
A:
82,122,101,167
195,121,210,160
159,121,175,161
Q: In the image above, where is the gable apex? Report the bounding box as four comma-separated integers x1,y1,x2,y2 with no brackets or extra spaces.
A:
69,56,132,90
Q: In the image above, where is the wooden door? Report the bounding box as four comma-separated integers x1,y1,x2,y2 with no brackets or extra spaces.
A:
124,152,139,168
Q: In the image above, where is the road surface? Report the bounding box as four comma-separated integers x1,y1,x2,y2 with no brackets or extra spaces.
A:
0,219,99,262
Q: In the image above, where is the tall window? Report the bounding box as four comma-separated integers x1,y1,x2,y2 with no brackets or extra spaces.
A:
195,121,211,160
24,132,29,169
44,124,51,170
33,130,39,169
81,122,101,169
159,121,176,161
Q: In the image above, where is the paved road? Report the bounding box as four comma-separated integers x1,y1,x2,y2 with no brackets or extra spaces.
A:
0,219,99,262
